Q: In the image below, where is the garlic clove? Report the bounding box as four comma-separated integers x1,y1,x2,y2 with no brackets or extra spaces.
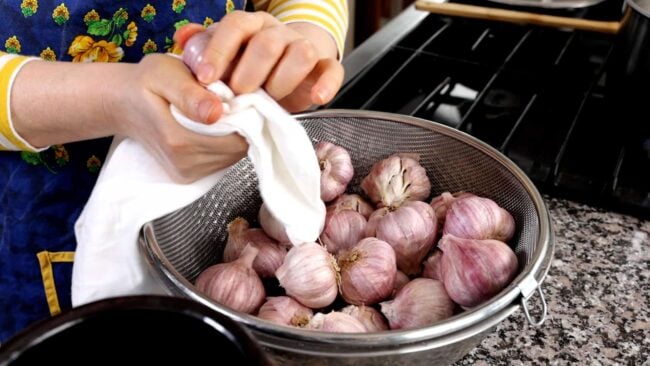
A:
341,305,389,332
338,237,396,305
422,249,444,281
443,195,515,242
195,244,266,314
361,153,431,209
438,234,519,308
366,201,437,275
307,312,367,333
257,296,313,328
316,141,354,202
224,217,288,278
259,202,291,244
430,191,475,231
328,194,374,219
380,278,454,330
321,208,368,254
275,242,339,309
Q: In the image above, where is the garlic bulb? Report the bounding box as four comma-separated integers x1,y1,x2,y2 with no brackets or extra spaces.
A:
329,194,374,219
393,270,410,295
321,208,367,254
361,153,431,209
422,249,443,281
257,296,313,327
341,305,389,332
195,245,265,314
380,278,454,330
438,234,518,307
275,242,339,309
316,141,354,202
430,191,475,230
259,202,290,244
307,312,367,333
338,237,396,305
443,196,515,242
224,217,288,278
366,201,437,275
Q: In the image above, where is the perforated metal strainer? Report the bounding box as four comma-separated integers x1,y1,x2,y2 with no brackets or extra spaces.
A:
140,110,554,366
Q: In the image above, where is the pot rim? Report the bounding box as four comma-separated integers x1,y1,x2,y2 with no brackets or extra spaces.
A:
626,0,650,18
140,109,554,349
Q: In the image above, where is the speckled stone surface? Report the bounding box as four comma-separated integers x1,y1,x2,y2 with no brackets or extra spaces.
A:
455,197,650,365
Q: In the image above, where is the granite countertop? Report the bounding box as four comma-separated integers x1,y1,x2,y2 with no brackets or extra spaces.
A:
456,197,650,365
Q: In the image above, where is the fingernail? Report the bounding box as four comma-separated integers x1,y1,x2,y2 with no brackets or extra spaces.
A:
198,100,216,123
315,87,331,104
197,63,214,83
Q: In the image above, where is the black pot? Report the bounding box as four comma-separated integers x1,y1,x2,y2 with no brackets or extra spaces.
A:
0,296,274,365
608,0,650,131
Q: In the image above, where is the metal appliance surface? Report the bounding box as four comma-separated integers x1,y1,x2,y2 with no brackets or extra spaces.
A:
332,1,649,219
140,110,554,366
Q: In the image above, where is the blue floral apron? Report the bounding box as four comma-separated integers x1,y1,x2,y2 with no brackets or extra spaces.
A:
0,0,249,342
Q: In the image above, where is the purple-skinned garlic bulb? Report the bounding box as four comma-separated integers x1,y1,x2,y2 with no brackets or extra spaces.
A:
365,201,437,275
275,242,339,309
443,195,515,242
307,312,367,333
223,217,288,278
430,191,475,230
393,270,410,295
195,244,265,314
422,249,444,281
341,305,389,332
380,278,454,330
257,296,313,327
361,153,431,209
438,234,518,307
338,237,396,305
320,207,367,254
316,141,354,202
329,194,374,219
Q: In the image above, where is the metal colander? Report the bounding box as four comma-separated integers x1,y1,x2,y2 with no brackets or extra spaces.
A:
140,110,554,366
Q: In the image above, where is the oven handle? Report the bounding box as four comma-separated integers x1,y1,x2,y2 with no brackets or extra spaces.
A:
415,0,622,34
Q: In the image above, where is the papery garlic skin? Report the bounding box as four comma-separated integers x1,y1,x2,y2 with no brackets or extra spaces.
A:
422,250,444,281
341,305,389,332
393,270,410,295
275,242,339,309
195,245,265,314
361,153,431,209
257,296,313,327
443,196,515,242
307,312,367,333
430,191,475,230
329,194,374,219
366,201,437,275
321,208,367,254
438,234,518,307
224,217,288,278
338,237,396,305
259,202,291,244
380,278,454,330
316,141,354,202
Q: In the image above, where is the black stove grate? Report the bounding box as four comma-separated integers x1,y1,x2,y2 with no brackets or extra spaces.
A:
328,2,649,218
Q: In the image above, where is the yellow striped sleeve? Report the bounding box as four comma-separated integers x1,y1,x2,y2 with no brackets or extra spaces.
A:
264,0,348,59
0,52,45,152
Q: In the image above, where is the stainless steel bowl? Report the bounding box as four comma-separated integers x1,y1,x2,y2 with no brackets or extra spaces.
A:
139,110,554,365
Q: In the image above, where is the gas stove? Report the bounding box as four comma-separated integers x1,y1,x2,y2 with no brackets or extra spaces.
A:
328,1,649,218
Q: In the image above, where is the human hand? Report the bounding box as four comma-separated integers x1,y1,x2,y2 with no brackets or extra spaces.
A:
174,11,344,113
107,53,247,182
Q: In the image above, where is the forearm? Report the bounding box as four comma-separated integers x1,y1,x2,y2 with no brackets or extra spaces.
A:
11,60,128,148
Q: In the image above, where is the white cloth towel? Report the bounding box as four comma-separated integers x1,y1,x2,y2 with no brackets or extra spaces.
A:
72,82,325,306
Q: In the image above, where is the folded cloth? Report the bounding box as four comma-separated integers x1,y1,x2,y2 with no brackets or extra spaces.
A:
72,81,325,306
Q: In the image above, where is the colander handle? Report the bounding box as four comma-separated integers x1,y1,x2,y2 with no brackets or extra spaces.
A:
517,276,548,326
